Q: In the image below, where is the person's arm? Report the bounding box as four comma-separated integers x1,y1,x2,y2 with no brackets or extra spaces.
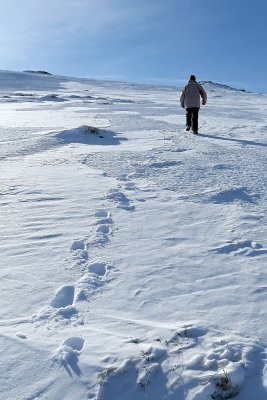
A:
180,88,186,108
198,84,207,105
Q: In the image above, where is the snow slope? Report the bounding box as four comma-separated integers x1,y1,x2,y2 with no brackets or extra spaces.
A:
0,71,267,400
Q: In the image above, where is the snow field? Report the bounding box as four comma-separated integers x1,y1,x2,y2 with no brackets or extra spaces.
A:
0,71,267,399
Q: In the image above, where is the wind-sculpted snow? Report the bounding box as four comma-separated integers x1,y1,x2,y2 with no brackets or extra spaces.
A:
56,125,126,146
0,71,267,399
90,325,265,400
210,240,267,258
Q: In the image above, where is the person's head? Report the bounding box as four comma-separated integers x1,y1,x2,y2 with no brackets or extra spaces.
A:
189,75,196,81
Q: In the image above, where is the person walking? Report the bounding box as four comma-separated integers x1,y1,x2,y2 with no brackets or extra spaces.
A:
180,75,207,134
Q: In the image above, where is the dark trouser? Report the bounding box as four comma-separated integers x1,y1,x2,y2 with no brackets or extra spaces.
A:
186,107,199,132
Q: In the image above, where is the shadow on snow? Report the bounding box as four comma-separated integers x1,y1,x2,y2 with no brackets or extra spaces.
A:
199,133,267,148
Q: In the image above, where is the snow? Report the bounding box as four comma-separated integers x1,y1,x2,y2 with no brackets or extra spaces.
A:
0,70,267,399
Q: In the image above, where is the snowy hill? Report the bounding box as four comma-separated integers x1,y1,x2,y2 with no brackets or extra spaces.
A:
0,70,267,400
199,81,247,92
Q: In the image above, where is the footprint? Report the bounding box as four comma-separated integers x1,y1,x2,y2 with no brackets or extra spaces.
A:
88,262,108,276
107,189,135,211
94,210,113,227
95,211,108,218
75,260,113,302
71,240,86,251
95,217,113,225
96,224,110,235
70,239,88,265
57,337,85,377
50,285,75,308
64,336,85,352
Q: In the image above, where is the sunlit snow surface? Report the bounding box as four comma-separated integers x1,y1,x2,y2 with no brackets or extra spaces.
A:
0,70,267,399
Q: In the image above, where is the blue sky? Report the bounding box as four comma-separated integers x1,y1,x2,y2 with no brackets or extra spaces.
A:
0,0,266,92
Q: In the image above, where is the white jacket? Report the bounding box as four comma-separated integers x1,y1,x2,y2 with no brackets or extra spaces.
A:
180,80,207,108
